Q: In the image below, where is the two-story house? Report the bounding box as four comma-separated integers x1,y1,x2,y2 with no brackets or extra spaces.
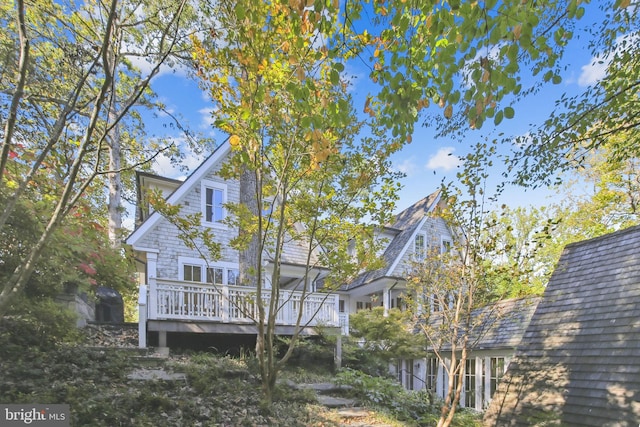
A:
126,140,456,354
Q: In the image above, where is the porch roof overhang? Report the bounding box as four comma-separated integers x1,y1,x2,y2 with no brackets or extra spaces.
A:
345,276,407,298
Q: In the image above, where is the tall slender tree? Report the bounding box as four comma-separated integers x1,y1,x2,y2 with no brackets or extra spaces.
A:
192,0,400,405
0,0,194,313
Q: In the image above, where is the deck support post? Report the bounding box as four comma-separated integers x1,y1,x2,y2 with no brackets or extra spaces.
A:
158,330,167,348
334,334,342,370
138,284,147,348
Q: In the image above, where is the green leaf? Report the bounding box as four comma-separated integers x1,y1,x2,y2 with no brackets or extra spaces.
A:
504,107,514,119
330,69,340,85
494,110,504,126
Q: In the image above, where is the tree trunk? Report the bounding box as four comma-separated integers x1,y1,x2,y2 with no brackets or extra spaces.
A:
107,103,122,247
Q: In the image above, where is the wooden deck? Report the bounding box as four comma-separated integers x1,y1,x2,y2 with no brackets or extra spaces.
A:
141,279,339,326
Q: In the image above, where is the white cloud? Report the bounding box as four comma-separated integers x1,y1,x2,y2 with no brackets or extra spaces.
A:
425,147,461,171
577,56,608,86
577,33,639,87
152,138,205,179
461,44,503,89
511,132,534,148
394,157,417,176
128,55,189,79
199,107,216,128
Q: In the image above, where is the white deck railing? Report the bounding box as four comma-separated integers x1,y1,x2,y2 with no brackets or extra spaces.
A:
145,279,339,327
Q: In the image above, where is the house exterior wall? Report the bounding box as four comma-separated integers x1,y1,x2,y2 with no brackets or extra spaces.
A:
388,216,452,279
395,349,513,412
136,165,240,280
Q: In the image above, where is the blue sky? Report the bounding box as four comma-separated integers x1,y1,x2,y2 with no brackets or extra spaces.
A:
134,2,609,219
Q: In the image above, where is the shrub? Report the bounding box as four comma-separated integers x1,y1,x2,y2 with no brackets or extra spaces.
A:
0,297,80,356
335,368,439,425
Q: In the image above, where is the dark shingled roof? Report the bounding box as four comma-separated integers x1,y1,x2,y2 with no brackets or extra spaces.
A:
342,190,441,291
422,297,541,351
484,225,640,427
468,297,541,350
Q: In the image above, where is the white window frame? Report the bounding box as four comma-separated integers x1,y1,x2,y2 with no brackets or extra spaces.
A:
441,236,452,254
178,256,239,286
201,180,227,228
414,233,426,260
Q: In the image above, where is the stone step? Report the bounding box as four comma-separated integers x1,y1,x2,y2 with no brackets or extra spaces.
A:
296,382,353,395
317,395,357,408
127,368,187,381
336,407,371,418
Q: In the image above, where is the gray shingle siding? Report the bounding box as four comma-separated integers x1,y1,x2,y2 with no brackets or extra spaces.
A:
484,225,640,427
135,157,241,278
343,191,448,290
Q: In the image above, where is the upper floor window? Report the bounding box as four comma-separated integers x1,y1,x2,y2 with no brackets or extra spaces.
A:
201,180,226,226
441,238,452,254
414,233,426,260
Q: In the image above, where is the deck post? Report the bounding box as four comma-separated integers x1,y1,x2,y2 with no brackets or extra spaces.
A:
222,285,229,322
147,252,158,319
335,334,342,370
138,284,147,348
383,287,390,317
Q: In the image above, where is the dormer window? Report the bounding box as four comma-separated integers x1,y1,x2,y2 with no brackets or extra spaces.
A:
201,180,226,226
414,233,426,260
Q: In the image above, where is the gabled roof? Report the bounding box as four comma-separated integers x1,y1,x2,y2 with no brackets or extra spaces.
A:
126,141,323,268
484,225,640,427
126,141,232,248
342,190,441,291
135,171,183,225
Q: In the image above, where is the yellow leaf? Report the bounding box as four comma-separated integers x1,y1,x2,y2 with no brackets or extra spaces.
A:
229,135,241,147
374,48,380,58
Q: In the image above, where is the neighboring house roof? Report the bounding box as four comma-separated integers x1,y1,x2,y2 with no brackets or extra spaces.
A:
471,297,541,350
484,225,640,427
342,190,441,291
419,296,541,352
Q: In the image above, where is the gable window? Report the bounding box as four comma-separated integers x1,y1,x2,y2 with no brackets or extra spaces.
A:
441,238,452,254
414,233,426,260
202,180,227,226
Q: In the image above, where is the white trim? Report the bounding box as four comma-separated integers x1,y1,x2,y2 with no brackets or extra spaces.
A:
385,192,441,276
131,246,160,254
385,215,429,275
201,179,228,228
177,256,239,284
126,141,232,247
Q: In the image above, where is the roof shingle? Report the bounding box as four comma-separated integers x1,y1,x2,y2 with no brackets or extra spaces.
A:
484,225,640,427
